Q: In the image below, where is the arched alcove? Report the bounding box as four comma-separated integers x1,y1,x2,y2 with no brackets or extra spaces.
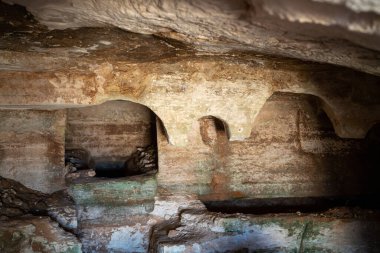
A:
199,116,229,147
202,92,379,212
65,100,159,179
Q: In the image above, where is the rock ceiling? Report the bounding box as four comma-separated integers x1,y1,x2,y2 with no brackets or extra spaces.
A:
4,0,380,76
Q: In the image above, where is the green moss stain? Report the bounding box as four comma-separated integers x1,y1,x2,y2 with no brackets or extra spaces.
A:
222,218,245,233
69,175,157,205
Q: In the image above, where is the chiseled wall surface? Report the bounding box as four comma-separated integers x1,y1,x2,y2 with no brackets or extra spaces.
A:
157,93,369,200
66,100,155,165
0,109,66,193
1,25,380,147
0,3,380,252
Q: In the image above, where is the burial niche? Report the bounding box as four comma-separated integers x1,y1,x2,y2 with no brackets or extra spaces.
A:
64,100,158,180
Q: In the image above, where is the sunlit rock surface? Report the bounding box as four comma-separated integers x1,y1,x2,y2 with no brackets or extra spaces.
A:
1,1,380,252
0,11,379,146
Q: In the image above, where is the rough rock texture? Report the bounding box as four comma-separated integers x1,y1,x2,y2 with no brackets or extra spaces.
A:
1,2,380,252
0,2,379,146
0,216,82,253
0,176,78,231
0,20,379,146
0,110,66,193
46,190,77,232
157,92,374,200
124,145,157,176
0,176,48,217
66,100,155,169
66,173,380,252
65,168,96,184
157,209,380,252
5,0,380,75
67,175,203,252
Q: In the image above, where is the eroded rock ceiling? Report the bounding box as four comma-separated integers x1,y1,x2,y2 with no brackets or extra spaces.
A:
4,0,380,75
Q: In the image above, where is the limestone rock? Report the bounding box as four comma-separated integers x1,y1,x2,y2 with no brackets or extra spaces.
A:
46,190,78,232
157,209,380,252
124,145,158,176
65,101,155,169
0,216,82,253
65,169,96,184
48,206,77,232
0,176,78,232
0,2,380,252
0,110,66,193
0,176,48,217
5,0,380,75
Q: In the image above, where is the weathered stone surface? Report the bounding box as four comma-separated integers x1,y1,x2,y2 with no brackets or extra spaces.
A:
0,216,82,253
0,176,78,231
157,93,374,200
1,3,380,252
79,216,155,253
157,209,380,253
65,168,96,185
0,176,48,217
0,4,380,146
5,0,380,75
0,29,379,146
47,190,78,232
125,145,157,176
69,175,157,206
0,110,66,193
66,100,155,170
68,172,204,252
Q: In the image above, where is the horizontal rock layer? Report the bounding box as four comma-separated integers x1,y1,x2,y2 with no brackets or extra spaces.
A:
1,3,380,252
0,21,379,145
0,110,66,193
66,100,155,168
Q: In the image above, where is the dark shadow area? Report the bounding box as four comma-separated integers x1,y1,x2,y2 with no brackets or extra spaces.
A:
92,161,125,178
365,123,380,194
203,196,380,214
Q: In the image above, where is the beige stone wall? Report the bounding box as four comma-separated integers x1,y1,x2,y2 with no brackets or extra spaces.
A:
157,93,369,200
65,100,155,166
0,109,66,193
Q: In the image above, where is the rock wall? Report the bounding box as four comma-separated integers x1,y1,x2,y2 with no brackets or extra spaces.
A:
66,100,155,169
0,216,82,253
1,28,380,146
157,209,380,252
0,109,66,193
0,2,380,252
157,92,371,200
6,0,380,75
